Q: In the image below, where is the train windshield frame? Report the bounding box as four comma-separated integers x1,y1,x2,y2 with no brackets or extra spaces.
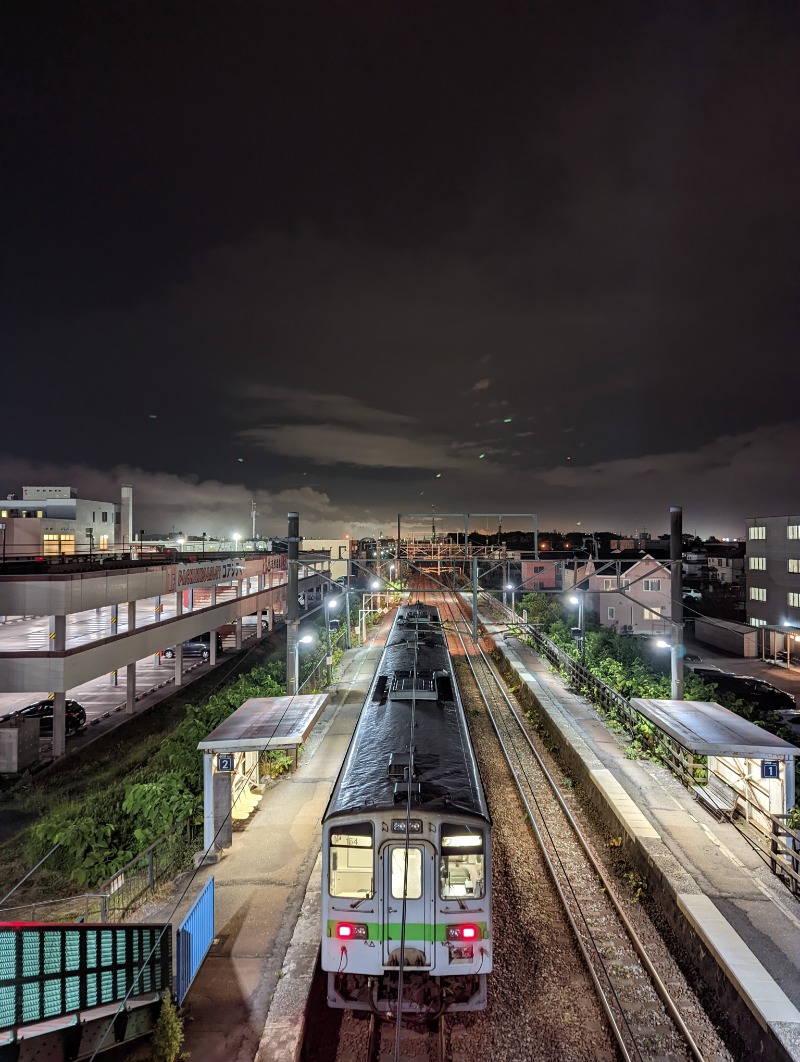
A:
329,822,375,899
439,822,486,900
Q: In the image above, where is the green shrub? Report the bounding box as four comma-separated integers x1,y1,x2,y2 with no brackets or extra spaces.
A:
152,989,187,1062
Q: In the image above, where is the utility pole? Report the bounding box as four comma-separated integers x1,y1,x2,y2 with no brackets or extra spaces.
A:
287,512,300,695
670,507,684,700
472,558,479,644
251,499,258,539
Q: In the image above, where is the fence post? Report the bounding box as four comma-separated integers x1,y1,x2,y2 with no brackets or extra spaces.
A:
771,818,779,877
149,849,155,893
100,894,108,923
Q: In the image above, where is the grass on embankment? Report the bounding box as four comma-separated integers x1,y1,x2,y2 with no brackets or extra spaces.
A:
0,634,286,906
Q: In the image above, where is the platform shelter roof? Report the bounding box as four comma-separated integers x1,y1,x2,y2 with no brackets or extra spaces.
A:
630,699,800,759
197,693,328,752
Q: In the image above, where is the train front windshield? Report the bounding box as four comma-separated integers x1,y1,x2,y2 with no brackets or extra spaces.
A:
329,823,374,898
439,823,486,899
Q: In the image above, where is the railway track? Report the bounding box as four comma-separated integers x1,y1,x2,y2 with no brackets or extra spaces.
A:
437,590,706,1062
307,581,732,1062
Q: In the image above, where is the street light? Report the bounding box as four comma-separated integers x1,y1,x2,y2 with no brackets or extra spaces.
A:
506,583,516,620
371,578,381,611
656,637,685,698
293,633,314,693
569,593,585,666
177,538,184,552
232,532,241,552
325,598,340,683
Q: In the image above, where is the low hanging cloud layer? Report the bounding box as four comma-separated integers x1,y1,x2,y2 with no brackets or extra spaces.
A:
2,419,798,542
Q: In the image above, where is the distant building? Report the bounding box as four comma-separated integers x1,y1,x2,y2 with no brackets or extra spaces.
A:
744,515,800,631
584,554,673,636
705,542,745,586
0,485,132,557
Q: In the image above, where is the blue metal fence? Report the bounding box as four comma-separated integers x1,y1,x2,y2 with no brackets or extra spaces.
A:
176,876,215,1005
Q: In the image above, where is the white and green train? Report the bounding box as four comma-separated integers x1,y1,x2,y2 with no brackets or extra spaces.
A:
321,603,492,1018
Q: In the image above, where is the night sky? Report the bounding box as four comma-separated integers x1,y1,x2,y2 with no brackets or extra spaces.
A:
3,2,799,541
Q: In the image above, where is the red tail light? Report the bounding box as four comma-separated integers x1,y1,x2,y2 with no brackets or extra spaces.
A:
335,922,368,940
446,923,481,942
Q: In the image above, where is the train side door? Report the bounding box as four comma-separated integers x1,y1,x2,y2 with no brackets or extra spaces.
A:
381,843,434,967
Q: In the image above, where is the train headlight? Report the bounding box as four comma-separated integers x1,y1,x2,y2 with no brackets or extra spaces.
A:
335,922,369,940
446,923,481,942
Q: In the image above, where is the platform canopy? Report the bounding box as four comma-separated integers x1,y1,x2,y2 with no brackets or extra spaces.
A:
197,693,329,753
630,699,800,759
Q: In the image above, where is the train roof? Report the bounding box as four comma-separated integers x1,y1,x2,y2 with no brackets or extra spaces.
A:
323,603,490,824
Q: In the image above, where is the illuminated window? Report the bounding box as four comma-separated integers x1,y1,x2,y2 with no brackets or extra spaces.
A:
750,587,767,601
440,823,485,900
749,557,766,570
788,526,800,540
391,847,422,900
43,534,60,555
329,824,374,899
748,526,766,540
750,617,766,627
60,535,75,555
642,579,661,592
643,607,662,620
99,535,109,550
789,560,800,574
789,593,800,608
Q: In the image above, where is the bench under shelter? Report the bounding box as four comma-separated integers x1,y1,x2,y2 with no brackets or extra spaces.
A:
629,698,799,832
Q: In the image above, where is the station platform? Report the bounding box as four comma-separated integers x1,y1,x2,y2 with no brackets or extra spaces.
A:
132,612,800,1062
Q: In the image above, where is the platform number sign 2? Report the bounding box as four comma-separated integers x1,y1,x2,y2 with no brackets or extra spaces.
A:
217,753,235,772
761,761,780,779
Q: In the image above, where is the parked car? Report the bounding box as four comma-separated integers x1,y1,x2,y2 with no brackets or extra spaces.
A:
776,650,800,665
682,589,702,601
683,652,703,663
17,698,87,736
692,669,795,712
162,632,223,661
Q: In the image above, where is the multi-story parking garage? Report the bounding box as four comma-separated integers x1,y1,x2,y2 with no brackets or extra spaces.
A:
0,551,329,762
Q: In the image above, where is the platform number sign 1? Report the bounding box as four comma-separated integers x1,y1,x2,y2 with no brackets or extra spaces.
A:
761,761,780,780
217,753,235,773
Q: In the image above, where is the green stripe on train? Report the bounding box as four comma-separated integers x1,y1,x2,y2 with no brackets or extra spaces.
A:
325,921,488,943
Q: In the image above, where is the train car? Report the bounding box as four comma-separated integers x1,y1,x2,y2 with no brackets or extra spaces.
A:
321,603,492,1018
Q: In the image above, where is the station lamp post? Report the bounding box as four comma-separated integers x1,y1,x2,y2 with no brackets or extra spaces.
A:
506,583,515,618
232,532,241,552
656,635,685,699
569,592,586,666
325,598,339,684
292,633,314,694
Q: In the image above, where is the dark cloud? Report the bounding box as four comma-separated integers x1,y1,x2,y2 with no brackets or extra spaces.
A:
2,3,799,537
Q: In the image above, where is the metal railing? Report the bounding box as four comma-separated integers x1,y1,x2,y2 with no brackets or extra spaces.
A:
97,824,200,922
487,598,800,890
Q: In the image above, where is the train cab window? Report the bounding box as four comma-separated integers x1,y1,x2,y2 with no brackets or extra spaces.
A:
440,823,485,900
391,848,422,900
329,824,374,898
